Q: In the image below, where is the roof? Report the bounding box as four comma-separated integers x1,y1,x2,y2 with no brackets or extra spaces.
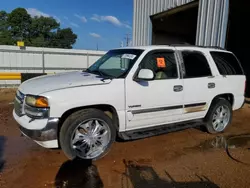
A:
114,45,175,51
115,45,230,53
173,45,229,53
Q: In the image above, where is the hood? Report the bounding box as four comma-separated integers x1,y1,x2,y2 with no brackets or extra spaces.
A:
19,71,111,95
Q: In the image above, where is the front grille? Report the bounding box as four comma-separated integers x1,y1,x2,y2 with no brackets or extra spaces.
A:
14,91,25,117
14,98,22,116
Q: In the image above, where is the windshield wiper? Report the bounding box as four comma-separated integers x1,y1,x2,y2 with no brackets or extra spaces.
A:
85,69,103,76
85,69,113,80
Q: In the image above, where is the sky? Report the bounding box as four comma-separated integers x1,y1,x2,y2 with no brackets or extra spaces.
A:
1,0,133,50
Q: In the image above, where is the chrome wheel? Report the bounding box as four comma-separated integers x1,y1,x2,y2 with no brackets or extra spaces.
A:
71,119,111,159
212,105,230,132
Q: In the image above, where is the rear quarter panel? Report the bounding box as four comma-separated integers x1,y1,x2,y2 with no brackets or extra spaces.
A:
214,75,245,110
205,49,246,110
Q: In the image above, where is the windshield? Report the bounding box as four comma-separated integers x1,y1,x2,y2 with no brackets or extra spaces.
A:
86,49,144,79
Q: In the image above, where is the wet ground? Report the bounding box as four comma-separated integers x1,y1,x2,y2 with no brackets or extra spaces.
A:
0,89,250,188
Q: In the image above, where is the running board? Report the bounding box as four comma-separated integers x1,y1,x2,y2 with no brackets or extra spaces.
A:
118,119,204,141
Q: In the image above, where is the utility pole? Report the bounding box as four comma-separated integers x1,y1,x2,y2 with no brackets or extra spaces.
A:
124,33,131,47
120,41,124,47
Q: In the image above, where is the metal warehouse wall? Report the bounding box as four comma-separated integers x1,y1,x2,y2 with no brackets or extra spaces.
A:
133,0,229,48
0,45,106,86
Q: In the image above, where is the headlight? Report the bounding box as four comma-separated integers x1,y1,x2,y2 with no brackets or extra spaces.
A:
24,95,49,118
24,105,49,118
25,95,49,108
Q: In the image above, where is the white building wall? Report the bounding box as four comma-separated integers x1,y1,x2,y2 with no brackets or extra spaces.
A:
0,45,106,72
0,45,106,86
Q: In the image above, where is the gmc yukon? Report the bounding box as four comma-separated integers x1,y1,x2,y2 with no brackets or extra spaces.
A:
13,45,245,160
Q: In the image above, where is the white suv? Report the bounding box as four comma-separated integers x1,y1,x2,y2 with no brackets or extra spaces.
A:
13,45,246,160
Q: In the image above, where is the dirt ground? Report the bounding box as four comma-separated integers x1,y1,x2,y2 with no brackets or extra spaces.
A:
0,89,250,188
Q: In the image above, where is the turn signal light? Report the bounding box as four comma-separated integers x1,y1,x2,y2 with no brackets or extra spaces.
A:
35,97,49,107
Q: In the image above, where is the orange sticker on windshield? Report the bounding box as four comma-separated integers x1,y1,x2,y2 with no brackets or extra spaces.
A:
157,58,166,68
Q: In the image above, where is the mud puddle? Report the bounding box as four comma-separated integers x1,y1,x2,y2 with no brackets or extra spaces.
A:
191,134,250,150
226,135,250,165
190,134,250,165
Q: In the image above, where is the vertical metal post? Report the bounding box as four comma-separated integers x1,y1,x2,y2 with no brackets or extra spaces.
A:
87,52,89,68
42,51,45,73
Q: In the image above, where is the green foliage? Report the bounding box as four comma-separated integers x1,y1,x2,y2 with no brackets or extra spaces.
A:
0,7,77,48
0,11,9,31
0,11,13,45
51,28,77,49
7,8,32,40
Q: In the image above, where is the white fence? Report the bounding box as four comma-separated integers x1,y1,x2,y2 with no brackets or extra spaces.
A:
0,45,106,86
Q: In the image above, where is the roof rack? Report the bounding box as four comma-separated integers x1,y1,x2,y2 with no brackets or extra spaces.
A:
205,46,225,50
169,44,225,50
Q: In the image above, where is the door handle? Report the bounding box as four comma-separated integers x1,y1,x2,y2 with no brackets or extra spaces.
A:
208,83,215,89
174,85,183,92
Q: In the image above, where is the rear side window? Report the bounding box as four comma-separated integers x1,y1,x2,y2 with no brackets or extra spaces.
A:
210,52,244,75
182,51,212,78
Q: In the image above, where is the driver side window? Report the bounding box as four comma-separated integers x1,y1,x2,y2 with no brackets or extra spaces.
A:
140,51,178,80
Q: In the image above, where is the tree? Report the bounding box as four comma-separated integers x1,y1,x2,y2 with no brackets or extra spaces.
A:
7,8,31,40
0,11,8,30
28,16,60,47
0,7,78,48
50,28,77,49
0,11,13,45
30,16,59,36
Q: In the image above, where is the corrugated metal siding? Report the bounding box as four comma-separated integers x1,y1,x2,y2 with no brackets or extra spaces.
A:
133,0,229,48
0,45,106,86
196,0,229,47
0,45,105,72
133,0,194,46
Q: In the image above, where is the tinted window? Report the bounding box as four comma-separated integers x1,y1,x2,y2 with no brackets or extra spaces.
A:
210,52,244,75
182,51,212,78
140,51,178,80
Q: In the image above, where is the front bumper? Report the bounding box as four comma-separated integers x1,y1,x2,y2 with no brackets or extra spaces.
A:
19,118,59,141
13,110,59,148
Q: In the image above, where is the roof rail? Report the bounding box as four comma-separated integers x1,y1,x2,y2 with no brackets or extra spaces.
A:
169,43,193,46
169,44,225,50
205,46,225,50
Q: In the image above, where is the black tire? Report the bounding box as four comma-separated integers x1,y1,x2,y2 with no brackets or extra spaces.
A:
204,98,233,134
59,108,116,160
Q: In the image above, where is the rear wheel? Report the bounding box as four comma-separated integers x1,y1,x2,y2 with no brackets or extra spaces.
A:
59,109,116,160
205,99,232,134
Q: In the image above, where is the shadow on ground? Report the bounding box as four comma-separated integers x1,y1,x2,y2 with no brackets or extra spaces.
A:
54,158,219,188
122,160,219,188
54,158,103,188
0,136,6,172
53,133,250,188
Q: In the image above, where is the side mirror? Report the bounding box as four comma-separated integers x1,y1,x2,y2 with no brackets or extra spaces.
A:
136,69,154,81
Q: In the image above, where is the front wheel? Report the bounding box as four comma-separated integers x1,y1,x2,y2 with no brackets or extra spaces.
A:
205,99,232,134
59,109,116,160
